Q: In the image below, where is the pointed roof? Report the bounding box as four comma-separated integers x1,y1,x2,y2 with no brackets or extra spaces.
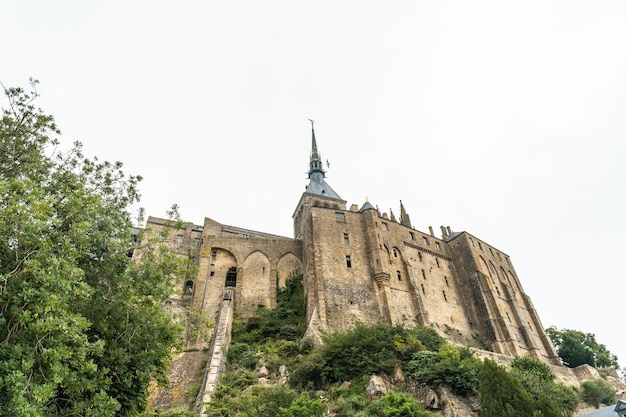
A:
305,121,343,200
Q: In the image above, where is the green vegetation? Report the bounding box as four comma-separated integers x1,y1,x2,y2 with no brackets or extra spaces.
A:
580,379,616,408
0,81,185,416
547,326,620,369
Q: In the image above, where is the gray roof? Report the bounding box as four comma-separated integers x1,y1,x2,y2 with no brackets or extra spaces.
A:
359,201,376,212
305,171,343,200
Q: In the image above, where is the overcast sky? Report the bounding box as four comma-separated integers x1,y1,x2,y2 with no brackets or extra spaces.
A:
4,1,626,370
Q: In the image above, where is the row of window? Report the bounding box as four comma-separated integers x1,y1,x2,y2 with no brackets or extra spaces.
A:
468,236,510,266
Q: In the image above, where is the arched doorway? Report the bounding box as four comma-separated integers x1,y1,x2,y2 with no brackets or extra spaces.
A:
225,267,237,287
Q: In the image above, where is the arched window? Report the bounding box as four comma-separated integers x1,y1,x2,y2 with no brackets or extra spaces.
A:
184,280,194,295
225,267,237,287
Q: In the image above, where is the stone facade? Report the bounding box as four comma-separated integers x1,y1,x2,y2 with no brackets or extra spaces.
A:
145,124,560,365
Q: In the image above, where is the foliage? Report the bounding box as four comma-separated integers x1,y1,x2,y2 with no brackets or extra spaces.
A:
511,356,578,413
547,327,619,369
138,407,195,417
405,344,482,395
481,359,576,417
276,392,325,417
365,390,434,417
315,322,445,385
206,385,308,417
0,80,184,416
232,273,306,345
581,379,616,408
480,359,535,417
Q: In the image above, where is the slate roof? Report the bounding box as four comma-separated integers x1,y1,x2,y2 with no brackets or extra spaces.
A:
305,171,343,200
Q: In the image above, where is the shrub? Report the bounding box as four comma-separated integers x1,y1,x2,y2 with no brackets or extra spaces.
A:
366,391,434,417
406,345,482,396
581,379,616,408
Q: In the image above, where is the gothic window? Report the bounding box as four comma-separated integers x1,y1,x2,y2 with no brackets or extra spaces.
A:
346,255,352,268
225,267,237,287
183,280,193,295
343,233,349,245
335,212,345,222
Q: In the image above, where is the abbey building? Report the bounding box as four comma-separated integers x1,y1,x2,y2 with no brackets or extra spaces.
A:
147,124,560,365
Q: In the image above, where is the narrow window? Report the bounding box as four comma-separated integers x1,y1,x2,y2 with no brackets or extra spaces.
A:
346,255,352,268
410,231,415,240
262,266,265,274
444,276,449,287
335,212,345,222
381,222,388,231
489,248,494,256
436,258,440,268
443,291,447,302
393,248,398,258
478,242,483,251
210,271,215,277
421,283,425,294
422,236,429,245
469,237,474,246
497,252,501,260
418,252,422,262
436,242,441,250
397,270,402,281
211,249,217,261
506,312,511,322
421,269,426,280
343,233,349,245
184,280,194,295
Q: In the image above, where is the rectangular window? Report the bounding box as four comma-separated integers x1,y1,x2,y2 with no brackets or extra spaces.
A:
410,231,415,240
422,236,429,245
335,212,345,222
193,238,201,247
346,255,352,268
210,271,215,277
211,249,217,261
176,235,184,246
397,270,402,281
381,222,388,231
435,242,441,250
343,233,349,245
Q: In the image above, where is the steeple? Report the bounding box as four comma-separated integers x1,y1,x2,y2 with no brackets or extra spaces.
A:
308,119,325,177
303,120,343,200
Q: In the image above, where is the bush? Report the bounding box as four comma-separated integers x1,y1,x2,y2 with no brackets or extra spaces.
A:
581,379,616,408
319,322,445,384
366,391,434,417
406,345,482,395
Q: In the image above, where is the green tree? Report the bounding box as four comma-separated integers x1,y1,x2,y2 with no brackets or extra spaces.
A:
546,327,619,369
480,360,534,417
0,80,185,416
365,391,434,417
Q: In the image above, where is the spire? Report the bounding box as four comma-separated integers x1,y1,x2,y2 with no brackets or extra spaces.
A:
303,120,343,200
400,200,412,228
308,119,325,178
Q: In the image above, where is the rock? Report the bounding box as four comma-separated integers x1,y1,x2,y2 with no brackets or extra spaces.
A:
257,365,269,378
412,383,440,410
258,377,271,386
438,386,480,417
279,365,289,385
366,374,388,401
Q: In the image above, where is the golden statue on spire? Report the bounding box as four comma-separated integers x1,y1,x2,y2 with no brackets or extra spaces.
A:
308,118,314,125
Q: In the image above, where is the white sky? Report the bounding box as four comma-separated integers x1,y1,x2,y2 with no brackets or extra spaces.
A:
4,1,626,370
